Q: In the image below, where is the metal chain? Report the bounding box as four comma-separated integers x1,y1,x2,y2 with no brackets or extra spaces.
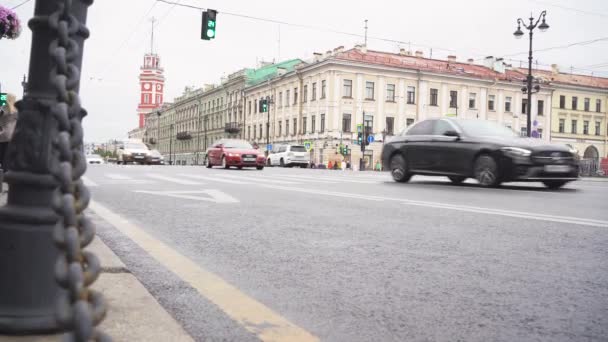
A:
48,0,111,341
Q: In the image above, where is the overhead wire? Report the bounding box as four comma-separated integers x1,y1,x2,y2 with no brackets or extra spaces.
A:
10,0,32,10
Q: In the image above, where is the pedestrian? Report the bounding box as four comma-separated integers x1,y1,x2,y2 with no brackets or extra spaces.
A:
328,160,333,170
0,93,18,172
341,159,346,171
346,161,351,170
375,160,382,171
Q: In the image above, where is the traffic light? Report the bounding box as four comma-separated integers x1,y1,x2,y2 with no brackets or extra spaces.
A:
201,9,217,40
0,93,7,107
357,132,363,145
262,99,268,113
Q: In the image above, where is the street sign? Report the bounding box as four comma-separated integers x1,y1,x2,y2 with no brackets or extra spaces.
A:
267,144,272,151
367,135,375,144
303,141,312,151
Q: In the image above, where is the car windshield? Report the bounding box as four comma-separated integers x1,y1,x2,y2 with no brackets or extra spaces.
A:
223,140,253,149
125,143,147,150
457,120,518,138
291,146,306,152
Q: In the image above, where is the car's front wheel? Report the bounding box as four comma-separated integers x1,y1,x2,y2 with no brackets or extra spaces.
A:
280,158,285,167
205,157,212,168
221,156,228,169
390,154,412,183
448,176,467,184
257,166,264,170
474,154,501,187
543,180,568,189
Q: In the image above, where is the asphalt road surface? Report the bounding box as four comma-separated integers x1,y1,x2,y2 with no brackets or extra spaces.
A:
84,164,608,342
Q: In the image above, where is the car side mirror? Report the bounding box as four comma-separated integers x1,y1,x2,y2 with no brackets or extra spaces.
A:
444,130,460,137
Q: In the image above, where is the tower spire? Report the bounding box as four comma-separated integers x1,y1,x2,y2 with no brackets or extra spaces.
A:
150,17,156,54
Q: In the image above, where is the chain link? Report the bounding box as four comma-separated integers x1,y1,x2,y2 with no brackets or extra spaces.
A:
48,0,111,341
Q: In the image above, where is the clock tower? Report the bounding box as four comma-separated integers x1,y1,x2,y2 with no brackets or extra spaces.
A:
136,53,165,128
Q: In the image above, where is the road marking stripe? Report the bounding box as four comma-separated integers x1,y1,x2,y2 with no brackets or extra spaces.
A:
269,175,337,184
179,174,253,185
219,174,299,185
257,184,608,228
134,189,239,203
106,173,132,180
145,173,204,185
89,201,319,342
82,176,98,187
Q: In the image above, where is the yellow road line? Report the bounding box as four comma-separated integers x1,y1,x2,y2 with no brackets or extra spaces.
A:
89,201,319,342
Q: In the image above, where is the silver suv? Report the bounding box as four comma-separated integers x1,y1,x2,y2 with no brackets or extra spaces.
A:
268,144,310,168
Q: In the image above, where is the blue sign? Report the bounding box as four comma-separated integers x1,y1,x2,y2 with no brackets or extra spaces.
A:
367,135,375,143
266,144,273,151
303,141,312,151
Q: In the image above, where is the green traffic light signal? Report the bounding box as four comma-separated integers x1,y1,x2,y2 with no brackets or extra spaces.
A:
201,9,217,40
0,93,7,107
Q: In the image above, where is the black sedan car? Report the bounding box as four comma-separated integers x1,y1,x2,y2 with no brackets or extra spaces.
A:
382,118,579,189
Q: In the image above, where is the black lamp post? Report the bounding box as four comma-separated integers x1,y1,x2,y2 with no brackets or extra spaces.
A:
514,10,549,137
169,123,174,165
156,111,161,149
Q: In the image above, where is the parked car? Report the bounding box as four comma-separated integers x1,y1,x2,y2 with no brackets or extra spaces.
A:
146,149,165,165
268,144,310,168
86,154,104,164
117,140,150,165
205,139,265,170
382,118,580,189
266,144,284,166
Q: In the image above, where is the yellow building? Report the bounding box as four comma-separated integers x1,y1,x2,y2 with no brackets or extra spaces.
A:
534,67,608,162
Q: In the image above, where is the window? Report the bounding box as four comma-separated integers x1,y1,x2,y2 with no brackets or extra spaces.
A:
321,80,326,99
311,115,316,133
247,126,250,139
406,120,434,135
286,90,290,106
584,98,590,111
253,125,256,139
488,95,495,111
302,117,307,134
433,120,454,135
407,86,415,104
522,99,528,114
260,124,263,138
559,119,565,133
365,81,375,100
572,96,578,110
156,95,161,104
537,100,544,116
303,85,308,102
406,118,415,127
537,128,543,139
468,93,476,109
520,127,527,137
386,84,395,102
285,120,289,136
559,95,566,109
293,118,297,135
430,88,439,106
583,120,589,135
571,120,577,134
278,92,283,107
312,82,317,100
449,91,457,108
343,79,352,98
342,114,352,132
143,93,150,104
278,121,282,136
293,87,298,105
505,97,512,112
386,117,395,135
596,99,602,113
595,121,601,136
320,114,325,132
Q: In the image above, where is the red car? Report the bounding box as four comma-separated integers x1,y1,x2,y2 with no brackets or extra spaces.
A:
205,139,265,170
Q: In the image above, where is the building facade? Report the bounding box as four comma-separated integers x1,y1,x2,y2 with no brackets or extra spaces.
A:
243,46,553,168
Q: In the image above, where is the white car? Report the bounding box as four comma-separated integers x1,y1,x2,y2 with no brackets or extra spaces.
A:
117,140,150,165
86,154,104,164
269,144,310,168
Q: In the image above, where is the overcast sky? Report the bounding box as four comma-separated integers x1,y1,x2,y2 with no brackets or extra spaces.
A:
1,0,607,142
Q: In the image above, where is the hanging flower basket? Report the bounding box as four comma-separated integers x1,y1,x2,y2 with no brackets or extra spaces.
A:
0,6,22,40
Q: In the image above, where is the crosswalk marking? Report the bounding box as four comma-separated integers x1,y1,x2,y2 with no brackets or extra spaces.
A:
106,173,133,180
279,174,380,184
82,176,98,187
145,173,204,185
219,174,299,185
179,174,252,185
269,175,337,184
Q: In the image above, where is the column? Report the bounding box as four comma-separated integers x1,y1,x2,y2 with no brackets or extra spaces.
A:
460,86,468,119
480,88,488,120
377,76,385,133
397,79,406,131
417,80,428,120
440,83,448,118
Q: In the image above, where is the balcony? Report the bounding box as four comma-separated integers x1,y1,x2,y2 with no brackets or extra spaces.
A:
225,122,241,134
176,131,192,140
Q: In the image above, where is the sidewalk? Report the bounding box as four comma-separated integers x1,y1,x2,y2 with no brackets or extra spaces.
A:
0,194,194,342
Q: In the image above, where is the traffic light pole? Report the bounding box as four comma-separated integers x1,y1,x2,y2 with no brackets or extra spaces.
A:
360,111,366,171
266,98,270,157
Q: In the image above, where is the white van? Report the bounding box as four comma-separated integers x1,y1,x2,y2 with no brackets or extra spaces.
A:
268,145,310,168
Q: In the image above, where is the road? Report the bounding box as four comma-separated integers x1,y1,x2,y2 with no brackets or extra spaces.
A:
83,164,608,342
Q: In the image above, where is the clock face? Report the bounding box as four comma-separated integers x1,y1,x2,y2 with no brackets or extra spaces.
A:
143,83,151,90
156,84,162,91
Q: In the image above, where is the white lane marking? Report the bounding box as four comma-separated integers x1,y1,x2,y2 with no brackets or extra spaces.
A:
106,173,132,180
82,176,98,187
105,180,157,185
219,174,299,185
145,173,204,185
269,175,337,184
179,174,252,185
89,201,319,342
134,189,239,203
257,184,608,228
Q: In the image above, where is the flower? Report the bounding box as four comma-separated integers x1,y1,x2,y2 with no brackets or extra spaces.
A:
0,6,22,40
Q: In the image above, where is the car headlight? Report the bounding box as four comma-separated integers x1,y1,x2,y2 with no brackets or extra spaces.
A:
123,152,132,156
227,153,238,157
501,147,532,157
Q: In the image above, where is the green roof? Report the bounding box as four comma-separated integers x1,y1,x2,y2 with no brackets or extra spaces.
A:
245,59,304,86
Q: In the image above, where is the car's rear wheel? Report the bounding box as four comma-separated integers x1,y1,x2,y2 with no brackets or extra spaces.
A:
542,180,567,189
257,166,264,170
205,157,212,168
390,154,411,183
280,158,285,167
237,166,243,170
221,156,228,169
474,154,500,187
448,176,466,184
267,158,271,166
